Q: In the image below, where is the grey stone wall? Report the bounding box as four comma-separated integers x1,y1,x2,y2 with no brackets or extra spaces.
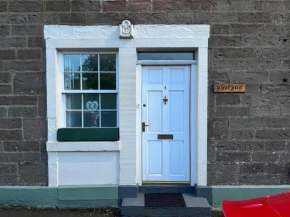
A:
0,0,289,185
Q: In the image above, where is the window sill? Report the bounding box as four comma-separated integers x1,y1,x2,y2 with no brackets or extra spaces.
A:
47,141,120,152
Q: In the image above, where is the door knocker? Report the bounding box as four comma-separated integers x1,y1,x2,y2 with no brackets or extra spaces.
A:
163,95,168,105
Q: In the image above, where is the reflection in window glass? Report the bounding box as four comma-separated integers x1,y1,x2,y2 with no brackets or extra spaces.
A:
100,54,116,71
137,52,195,60
101,94,117,109
101,111,117,127
82,73,98,90
100,73,116,90
82,54,98,71
64,55,80,71
66,111,82,127
66,94,82,110
64,73,81,90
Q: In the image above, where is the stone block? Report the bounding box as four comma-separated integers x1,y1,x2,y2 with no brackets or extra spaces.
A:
0,130,22,141
183,0,213,11
0,107,7,118
9,1,43,12
17,49,41,60
126,13,168,24
168,13,193,24
212,24,229,35
23,118,47,141
27,14,44,24
0,25,10,36
12,25,43,36
0,119,22,129
0,1,7,12
0,73,11,84
36,96,46,118
102,0,127,12
3,60,42,71
265,163,290,175
239,163,265,174
0,14,28,24
0,96,37,106
229,130,254,140
213,48,257,59
45,1,70,12
60,13,86,25
264,141,286,151
71,0,100,12
3,141,39,152
229,24,260,35
86,12,127,25
127,0,151,12
256,129,290,140
231,71,269,84
230,117,289,130
8,106,37,118
13,72,45,94
0,153,40,163
216,95,240,106
215,107,250,117
252,151,281,162
0,84,11,94
28,37,43,48
0,38,26,48
210,36,242,47
18,163,47,186
153,0,183,11
208,118,229,140
216,151,250,162
238,12,272,23
210,59,244,71
43,14,61,25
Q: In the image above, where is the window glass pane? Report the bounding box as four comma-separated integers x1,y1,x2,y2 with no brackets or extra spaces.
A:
83,94,99,111
101,94,117,109
137,52,195,60
101,111,117,127
66,111,82,127
64,55,80,71
84,111,100,127
82,73,98,90
66,94,82,110
64,73,80,90
82,54,98,71
100,54,116,71
100,73,116,90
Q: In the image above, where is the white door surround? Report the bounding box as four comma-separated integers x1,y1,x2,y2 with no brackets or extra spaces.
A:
142,66,190,182
44,25,209,186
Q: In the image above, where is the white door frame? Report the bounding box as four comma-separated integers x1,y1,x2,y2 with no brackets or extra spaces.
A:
136,60,198,186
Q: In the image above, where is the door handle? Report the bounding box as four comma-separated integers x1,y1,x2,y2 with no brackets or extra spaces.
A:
142,122,149,132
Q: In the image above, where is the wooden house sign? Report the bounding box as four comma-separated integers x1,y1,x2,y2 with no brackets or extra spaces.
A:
214,84,246,93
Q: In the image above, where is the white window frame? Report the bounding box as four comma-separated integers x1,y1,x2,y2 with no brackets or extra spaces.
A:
58,51,119,128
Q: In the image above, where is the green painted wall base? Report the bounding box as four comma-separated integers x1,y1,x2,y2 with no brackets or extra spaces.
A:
212,185,290,210
0,185,118,208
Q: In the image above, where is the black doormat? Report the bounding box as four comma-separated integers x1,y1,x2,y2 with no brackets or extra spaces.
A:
144,193,186,207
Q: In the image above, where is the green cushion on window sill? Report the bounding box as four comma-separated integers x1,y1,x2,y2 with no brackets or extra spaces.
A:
57,128,119,142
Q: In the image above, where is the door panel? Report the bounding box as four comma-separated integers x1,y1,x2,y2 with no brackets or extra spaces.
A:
142,66,190,182
148,91,163,132
148,141,163,175
170,141,184,175
169,91,184,132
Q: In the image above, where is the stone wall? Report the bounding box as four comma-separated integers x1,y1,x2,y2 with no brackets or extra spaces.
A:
0,0,289,185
